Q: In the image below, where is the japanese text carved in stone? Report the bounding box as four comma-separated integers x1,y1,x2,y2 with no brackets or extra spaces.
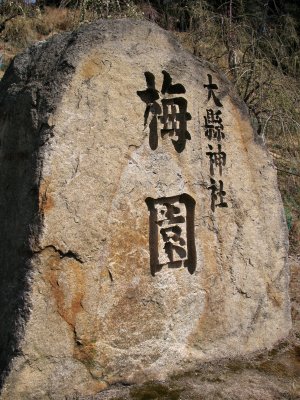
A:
145,194,196,276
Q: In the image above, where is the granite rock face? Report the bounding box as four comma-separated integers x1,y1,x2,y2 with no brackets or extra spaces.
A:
0,19,291,399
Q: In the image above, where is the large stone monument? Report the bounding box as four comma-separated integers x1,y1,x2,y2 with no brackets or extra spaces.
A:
0,19,291,399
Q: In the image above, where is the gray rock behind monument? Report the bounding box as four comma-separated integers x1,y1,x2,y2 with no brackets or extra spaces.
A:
0,19,291,400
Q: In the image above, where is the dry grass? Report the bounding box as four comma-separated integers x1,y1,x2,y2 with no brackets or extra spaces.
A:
39,7,80,33
0,6,81,80
2,16,37,47
1,7,80,48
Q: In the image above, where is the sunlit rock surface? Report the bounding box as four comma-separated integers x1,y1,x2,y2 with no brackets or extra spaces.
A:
0,19,291,399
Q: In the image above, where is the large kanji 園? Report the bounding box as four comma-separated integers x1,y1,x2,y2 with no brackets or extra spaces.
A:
145,194,196,276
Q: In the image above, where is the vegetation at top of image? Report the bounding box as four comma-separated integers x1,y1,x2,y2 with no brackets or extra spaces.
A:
0,0,299,253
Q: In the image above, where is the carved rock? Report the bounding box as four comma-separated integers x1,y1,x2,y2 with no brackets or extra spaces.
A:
0,19,291,399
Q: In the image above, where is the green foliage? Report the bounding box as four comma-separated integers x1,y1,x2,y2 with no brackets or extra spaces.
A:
284,206,293,231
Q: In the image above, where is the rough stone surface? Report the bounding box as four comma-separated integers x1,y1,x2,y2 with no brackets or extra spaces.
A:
0,19,291,399
290,256,300,335
73,342,300,400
